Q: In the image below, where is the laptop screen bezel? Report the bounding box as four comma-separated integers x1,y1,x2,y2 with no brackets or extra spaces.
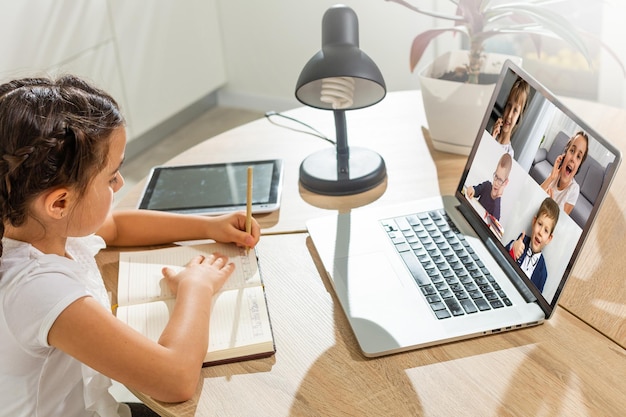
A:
455,60,622,318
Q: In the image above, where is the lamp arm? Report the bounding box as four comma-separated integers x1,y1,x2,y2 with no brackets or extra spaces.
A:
334,109,349,179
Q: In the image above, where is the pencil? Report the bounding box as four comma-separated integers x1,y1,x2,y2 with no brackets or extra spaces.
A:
246,166,253,253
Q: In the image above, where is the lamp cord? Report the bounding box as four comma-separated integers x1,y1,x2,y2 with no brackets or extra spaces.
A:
264,111,336,145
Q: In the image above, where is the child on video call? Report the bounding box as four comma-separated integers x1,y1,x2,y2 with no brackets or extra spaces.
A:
505,197,560,292
491,76,529,158
0,75,261,417
541,131,589,215
466,152,512,221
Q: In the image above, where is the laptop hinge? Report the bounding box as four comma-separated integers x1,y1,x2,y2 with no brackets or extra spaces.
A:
483,238,536,303
457,203,537,304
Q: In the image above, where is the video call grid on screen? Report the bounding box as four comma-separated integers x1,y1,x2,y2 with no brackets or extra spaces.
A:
459,67,618,307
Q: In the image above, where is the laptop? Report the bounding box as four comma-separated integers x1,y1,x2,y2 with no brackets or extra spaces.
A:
306,60,622,357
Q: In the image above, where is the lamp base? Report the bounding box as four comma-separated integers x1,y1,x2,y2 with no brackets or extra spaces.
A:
299,147,386,196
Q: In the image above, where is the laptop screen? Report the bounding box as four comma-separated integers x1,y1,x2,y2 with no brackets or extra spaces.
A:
457,61,621,316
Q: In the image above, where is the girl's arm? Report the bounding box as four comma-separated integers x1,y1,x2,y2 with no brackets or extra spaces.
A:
96,209,260,248
48,253,233,403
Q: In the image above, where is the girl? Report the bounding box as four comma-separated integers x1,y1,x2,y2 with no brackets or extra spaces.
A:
541,131,589,215
491,76,530,158
0,75,261,417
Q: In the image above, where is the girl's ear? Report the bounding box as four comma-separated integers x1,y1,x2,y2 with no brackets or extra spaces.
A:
43,188,72,219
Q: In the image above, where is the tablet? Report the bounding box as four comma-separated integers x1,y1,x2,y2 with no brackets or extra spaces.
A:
137,159,283,215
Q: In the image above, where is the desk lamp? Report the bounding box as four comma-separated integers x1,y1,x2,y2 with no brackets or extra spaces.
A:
295,4,387,195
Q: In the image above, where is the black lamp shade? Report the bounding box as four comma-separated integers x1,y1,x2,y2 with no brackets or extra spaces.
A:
294,5,387,196
295,6,386,110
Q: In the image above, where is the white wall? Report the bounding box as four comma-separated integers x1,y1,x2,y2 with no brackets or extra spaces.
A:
598,1,626,107
2,1,624,145
0,0,226,144
215,0,458,112
0,1,126,115
215,0,626,112
108,0,226,139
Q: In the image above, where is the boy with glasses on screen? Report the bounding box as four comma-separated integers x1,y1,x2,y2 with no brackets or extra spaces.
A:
465,152,512,222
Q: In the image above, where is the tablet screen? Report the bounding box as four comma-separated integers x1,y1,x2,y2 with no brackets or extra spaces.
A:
137,159,283,215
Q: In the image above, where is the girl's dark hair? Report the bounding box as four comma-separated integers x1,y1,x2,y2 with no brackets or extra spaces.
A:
0,75,125,256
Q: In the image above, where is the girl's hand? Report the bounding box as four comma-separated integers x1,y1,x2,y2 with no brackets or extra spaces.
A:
541,154,564,194
207,211,261,248
162,253,234,296
552,154,564,178
491,117,503,139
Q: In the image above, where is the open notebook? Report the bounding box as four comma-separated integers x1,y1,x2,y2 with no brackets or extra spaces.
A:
116,243,275,366
306,60,621,357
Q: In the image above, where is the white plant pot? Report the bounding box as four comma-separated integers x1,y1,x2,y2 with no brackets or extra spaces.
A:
419,50,522,155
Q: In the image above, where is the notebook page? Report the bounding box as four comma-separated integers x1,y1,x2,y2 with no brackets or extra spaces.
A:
117,243,260,306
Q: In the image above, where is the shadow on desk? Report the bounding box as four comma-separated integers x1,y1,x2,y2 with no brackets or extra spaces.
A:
111,231,625,417
298,238,522,415
298,236,423,415
299,180,388,211
298,236,625,416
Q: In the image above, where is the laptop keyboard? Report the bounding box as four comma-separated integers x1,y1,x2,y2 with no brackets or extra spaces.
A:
381,210,512,320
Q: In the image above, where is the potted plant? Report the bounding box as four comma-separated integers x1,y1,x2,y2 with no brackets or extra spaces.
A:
386,0,625,154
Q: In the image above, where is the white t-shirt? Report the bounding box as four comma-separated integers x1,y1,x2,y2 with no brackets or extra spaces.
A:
500,142,515,159
549,178,580,211
0,235,129,417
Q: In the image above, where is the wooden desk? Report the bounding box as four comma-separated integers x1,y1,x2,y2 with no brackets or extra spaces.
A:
98,233,626,416
115,91,441,234
104,91,626,416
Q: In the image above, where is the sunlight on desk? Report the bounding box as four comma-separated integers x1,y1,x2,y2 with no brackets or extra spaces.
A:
412,343,590,416
105,92,626,417
299,178,388,211
406,345,534,414
591,299,626,318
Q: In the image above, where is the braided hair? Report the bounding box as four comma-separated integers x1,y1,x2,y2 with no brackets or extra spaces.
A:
0,75,125,256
